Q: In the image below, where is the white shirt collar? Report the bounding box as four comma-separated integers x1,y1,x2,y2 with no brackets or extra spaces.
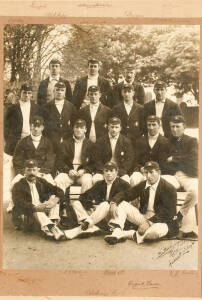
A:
105,177,116,186
109,133,119,140
124,101,133,107
145,176,160,191
90,102,100,108
49,75,60,81
88,74,99,80
31,134,42,142
148,132,159,140
73,135,85,143
55,99,64,105
155,98,165,103
19,100,31,106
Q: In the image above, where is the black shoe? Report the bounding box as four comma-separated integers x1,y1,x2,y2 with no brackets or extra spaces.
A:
81,221,89,231
176,230,198,241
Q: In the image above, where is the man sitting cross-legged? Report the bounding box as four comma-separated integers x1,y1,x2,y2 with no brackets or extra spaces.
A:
63,162,130,240
12,159,65,241
105,161,178,245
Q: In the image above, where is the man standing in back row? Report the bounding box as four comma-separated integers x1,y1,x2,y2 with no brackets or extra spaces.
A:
72,58,112,109
37,59,72,106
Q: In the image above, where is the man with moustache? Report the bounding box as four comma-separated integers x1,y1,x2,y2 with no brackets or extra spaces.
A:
37,59,72,106
72,58,112,109
78,85,111,143
63,162,130,240
12,159,65,240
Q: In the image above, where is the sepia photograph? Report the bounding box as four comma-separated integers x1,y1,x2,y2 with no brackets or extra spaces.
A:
3,23,199,270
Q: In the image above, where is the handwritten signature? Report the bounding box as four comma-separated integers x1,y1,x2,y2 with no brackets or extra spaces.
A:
154,240,195,267
128,280,160,289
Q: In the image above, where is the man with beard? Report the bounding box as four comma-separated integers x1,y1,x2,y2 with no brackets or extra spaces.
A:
12,159,65,240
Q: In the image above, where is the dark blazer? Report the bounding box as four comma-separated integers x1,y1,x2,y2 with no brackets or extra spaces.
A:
79,177,130,209
111,81,145,106
143,98,182,138
56,137,95,174
72,76,112,109
111,177,178,236
13,135,55,175
78,103,111,140
37,77,72,106
12,177,65,216
164,134,198,178
42,100,77,152
133,134,170,173
4,102,41,156
112,102,144,144
92,134,135,177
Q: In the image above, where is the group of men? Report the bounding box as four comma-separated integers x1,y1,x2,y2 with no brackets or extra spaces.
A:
4,58,198,244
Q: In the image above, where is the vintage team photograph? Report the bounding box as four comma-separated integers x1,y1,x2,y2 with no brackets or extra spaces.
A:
3,24,199,269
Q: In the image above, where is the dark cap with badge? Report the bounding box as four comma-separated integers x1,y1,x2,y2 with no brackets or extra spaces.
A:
21,83,32,92
55,81,66,89
147,115,161,124
144,161,160,171
170,115,185,124
49,58,61,66
24,159,38,168
88,58,100,65
30,115,44,126
74,119,86,128
103,161,118,171
154,80,166,89
121,83,134,91
88,85,100,93
108,117,121,125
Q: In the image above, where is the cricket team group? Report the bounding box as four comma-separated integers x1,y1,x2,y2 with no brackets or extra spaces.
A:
4,58,198,244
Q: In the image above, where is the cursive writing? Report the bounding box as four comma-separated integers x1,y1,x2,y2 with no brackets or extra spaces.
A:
128,280,160,289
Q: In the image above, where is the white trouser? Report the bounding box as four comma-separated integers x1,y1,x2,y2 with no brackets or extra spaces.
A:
33,202,60,230
162,171,198,216
92,173,130,185
55,173,93,194
8,173,55,211
71,200,110,225
3,153,15,202
130,171,145,187
109,201,168,240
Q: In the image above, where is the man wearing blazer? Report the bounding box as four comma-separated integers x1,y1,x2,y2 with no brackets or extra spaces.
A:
13,116,55,183
64,161,130,240
92,117,134,184
37,59,72,106
143,80,182,138
111,83,144,146
42,81,77,158
78,85,111,142
110,64,145,106
130,115,170,187
12,159,65,240
4,84,41,156
105,161,178,245
55,119,94,196
72,58,112,109
162,115,198,239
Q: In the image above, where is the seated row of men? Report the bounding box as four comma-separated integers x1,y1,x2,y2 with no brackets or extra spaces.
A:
9,112,198,242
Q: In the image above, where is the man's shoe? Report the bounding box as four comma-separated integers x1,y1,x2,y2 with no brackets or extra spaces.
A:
176,230,198,241
50,226,65,241
81,221,89,231
104,228,126,245
42,226,54,238
64,226,82,240
77,225,101,239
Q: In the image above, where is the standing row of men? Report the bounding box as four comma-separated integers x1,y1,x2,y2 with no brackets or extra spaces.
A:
4,58,198,243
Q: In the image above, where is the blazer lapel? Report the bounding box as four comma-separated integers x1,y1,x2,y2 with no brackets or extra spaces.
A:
109,178,119,198
105,135,113,160
94,103,102,122
128,102,138,119
162,99,168,118
16,103,23,124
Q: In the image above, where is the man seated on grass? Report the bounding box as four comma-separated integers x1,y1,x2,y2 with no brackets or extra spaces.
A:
63,162,130,240
104,161,178,245
12,159,65,241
